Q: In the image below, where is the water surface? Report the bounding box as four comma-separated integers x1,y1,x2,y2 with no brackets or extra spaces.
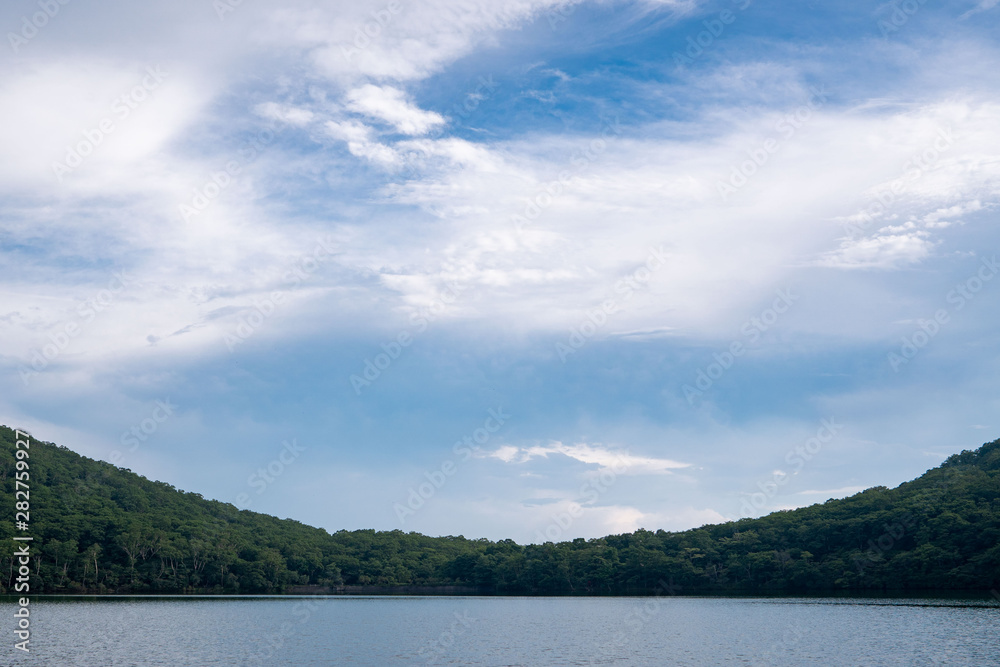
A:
5,595,999,665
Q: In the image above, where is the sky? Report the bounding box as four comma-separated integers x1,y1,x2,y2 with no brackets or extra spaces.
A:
1,0,998,544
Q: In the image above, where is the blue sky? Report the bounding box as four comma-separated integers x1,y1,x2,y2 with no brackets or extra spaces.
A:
1,0,999,542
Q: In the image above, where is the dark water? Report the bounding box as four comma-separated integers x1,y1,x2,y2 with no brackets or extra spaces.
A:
3,596,999,665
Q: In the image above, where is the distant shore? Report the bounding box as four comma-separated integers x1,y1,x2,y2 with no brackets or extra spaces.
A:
4,588,998,600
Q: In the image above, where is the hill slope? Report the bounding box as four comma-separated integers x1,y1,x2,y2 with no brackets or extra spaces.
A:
2,425,999,595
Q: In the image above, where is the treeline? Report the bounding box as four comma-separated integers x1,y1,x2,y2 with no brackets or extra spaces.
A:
2,425,998,595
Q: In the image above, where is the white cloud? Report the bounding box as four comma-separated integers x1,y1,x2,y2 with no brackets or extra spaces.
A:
817,231,935,270
255,102,315,126
306,0,586,83
922,200,983,227
326,119,402,166
344,97,1000,343
5,82,1000,383
345,84,445,135
325,119,374,143
0,61,207,190
12,7,997,385
491,444,521,463
489,441,691,475
960,0,999,20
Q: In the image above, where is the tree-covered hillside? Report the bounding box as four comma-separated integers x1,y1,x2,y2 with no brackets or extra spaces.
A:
2,425,999,595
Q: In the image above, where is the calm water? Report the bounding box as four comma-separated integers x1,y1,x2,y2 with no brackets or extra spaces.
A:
3,596,999,666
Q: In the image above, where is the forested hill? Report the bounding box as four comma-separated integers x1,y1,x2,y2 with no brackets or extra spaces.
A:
2,424,999,596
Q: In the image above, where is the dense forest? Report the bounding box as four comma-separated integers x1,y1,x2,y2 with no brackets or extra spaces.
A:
2,425,999,596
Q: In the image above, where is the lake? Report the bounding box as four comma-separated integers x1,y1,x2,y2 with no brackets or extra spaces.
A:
4,596,999,665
